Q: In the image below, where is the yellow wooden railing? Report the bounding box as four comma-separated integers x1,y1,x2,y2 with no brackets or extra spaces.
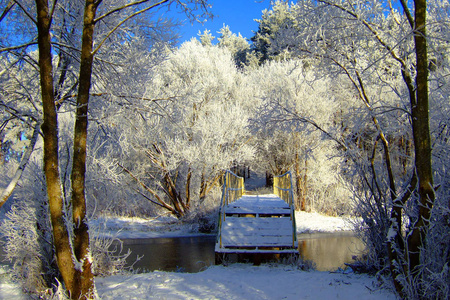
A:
222,170,245,206
273,171,297,247
217,170,244,248
273,171,294,206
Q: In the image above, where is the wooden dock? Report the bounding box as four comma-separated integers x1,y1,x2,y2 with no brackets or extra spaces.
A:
215,194,298,258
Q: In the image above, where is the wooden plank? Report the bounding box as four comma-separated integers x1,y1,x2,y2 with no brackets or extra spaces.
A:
221,216,294,247
221,229,292,239
221,228,292,235
229,194,289,209
221,236,293,247
217,194,298,254
222,217,292,229
225,207,291,215
215,244,298,253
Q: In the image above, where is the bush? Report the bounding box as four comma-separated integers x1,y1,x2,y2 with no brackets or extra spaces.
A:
1,197,132,298
0,198,59,296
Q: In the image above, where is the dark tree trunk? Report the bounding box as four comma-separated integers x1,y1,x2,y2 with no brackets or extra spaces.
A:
70,0,98,298
407,0,434,275
35,0,77,294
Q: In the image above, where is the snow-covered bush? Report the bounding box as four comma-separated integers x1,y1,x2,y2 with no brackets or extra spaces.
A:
0,196,58,296
89,228,132,277
1,198,133,296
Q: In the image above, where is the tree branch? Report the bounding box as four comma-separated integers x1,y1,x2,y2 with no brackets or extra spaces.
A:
92,0,169,55
0,122,41,209
399,0,414,29
48,0,58,25
94,0,164,23
0,42,38,53
13,0,37,24
317,0,410,71
117,162,175,213
0,0,14,23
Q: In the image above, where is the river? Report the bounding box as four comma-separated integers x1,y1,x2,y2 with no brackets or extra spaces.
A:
116,232,364,273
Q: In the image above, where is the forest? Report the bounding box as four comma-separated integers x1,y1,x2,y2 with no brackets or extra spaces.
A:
0,0,449,299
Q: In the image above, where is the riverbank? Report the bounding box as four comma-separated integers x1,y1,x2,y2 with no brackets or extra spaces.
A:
90,210,358,239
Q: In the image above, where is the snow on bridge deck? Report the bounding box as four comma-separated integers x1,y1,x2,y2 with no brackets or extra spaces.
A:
216,194,298,254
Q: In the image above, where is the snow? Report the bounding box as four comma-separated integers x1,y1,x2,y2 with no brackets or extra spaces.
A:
295,211,357,233
90,206,357,240
96,264,395,300
0,266,27,300
1,212,395,299
90,215,201,239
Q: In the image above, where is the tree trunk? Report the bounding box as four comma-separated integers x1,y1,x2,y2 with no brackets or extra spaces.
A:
407,0,434,275
303,160,308,211
199,172,223,204
70,0,97,298
0,122,40,209
35,0,77,294
294,152,305,211
387,172,417,297
185,168,192,207
199,173,207,203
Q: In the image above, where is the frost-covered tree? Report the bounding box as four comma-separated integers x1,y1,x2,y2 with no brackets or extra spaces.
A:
0,53,42,208
245,58,351,214
255,0,449,297
217,25,250,67
198,29,215,46
115,39,254,218
251,1,299,63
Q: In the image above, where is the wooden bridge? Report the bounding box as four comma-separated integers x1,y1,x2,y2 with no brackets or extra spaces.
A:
215,171,299,263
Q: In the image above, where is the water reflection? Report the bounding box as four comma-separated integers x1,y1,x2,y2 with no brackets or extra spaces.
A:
297,232,364,271
120,236,216,273
117,232,364,273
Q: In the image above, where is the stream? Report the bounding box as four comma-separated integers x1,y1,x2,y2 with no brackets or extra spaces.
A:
117,232,364,273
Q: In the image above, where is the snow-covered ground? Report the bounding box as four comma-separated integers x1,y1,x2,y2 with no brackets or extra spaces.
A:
96,264,395,300
1,211,395,299
90,215,199,239
295,211,357,233
90,210,357,240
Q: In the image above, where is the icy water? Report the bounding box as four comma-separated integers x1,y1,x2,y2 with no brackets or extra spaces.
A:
117,232,364,273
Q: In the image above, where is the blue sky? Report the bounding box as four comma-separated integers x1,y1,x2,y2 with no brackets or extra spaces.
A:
170,1,272,44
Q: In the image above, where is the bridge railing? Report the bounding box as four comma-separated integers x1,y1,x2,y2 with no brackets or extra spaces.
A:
217,170,244,248
221,170,245,206
273,171,297,247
